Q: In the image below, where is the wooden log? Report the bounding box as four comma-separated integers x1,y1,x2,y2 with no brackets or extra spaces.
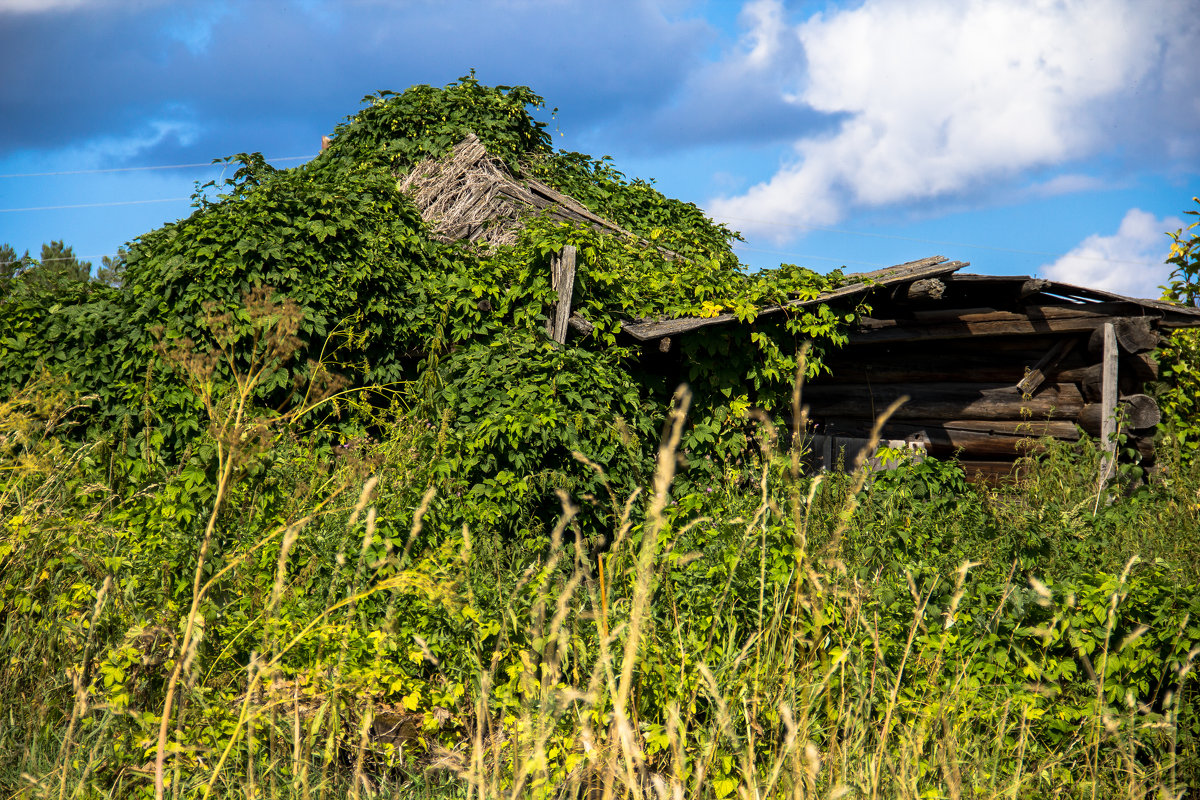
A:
884,334,1074,353
546,245,577,345
822,360,1028,385
820,417,1080,439
1087,316,1158,354
908,303,1143,324
851,313,1110,344
897,278,946,303
1020,278,1051,298
803,382,1084,421
1128,350,1159,382
882,425,1050,457
821,346,1085,384
1079,394,1161,435
568,314,594,336
808,434,926,473
1061,362,1138,402
1131,435,1157,462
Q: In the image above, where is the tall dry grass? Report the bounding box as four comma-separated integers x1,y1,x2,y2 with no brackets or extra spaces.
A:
2,363,1198,799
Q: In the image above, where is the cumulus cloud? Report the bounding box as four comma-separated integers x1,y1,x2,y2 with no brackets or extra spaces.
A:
710,0,1200,235
1043,209,1184,299
632,0,837,151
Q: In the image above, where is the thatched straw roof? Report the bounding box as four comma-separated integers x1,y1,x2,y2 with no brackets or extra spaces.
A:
398,132,636,248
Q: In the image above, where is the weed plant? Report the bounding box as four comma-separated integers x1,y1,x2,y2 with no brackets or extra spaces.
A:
2,347,1199,799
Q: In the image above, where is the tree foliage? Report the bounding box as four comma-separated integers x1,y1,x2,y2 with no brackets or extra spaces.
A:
0,75,857,529
1155,197,1200,460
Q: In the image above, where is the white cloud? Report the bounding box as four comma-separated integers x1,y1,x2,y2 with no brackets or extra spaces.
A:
710,0,1198,235
1043,209,1184,298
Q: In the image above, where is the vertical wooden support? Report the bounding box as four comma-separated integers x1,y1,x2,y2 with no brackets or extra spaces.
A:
1099,322,1119,486
547,245,577,345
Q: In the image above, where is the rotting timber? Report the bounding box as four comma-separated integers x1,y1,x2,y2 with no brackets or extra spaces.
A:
626,260,1200,482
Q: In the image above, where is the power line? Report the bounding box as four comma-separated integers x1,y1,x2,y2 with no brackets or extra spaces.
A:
714,214,1169,269
0,155,315,179
0,197,191,213
0,253,120,267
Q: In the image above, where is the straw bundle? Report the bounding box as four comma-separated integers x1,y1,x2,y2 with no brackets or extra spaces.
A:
398,132,635,248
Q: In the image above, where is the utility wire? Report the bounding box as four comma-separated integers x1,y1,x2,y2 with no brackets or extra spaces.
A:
0,179,1169,269
0,155,314,179
1,253,120,267
715,214,1168,268
0,198,190,213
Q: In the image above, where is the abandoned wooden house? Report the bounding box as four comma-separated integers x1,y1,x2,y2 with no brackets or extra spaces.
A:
620,258,1200,480
401,135,1200,481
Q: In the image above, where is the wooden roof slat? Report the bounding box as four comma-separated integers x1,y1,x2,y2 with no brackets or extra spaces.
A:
621,256,969,341
945,274,1200,326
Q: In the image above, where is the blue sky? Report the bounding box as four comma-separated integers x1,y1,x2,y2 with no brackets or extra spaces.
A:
1,0,1196,298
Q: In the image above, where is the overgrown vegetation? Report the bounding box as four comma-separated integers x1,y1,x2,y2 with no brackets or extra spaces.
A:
1156,197,1200,459
1,79,1198,799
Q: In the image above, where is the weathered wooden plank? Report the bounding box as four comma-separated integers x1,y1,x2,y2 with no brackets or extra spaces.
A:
821,357,1029,384
1016,338,1077,395
621,256,968,341
1098,322,1119,491
850,314,1112,344
546,246,577,345
1100,322,1119,446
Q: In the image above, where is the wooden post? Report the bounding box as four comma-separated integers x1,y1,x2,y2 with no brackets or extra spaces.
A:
1099,322,1119,487
547,245,577,345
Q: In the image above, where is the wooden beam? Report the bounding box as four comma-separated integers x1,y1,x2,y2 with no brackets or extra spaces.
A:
803,382,1084,421
852,313,1109,344
820,417,1080,439
568,314,594,336
1015,338,1077,395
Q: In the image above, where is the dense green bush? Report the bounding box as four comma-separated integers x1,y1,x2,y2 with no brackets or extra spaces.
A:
1156,197,1200,460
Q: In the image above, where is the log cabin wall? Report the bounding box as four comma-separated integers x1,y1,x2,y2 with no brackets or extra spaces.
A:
804,273,1198,482
607,257,1200,483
